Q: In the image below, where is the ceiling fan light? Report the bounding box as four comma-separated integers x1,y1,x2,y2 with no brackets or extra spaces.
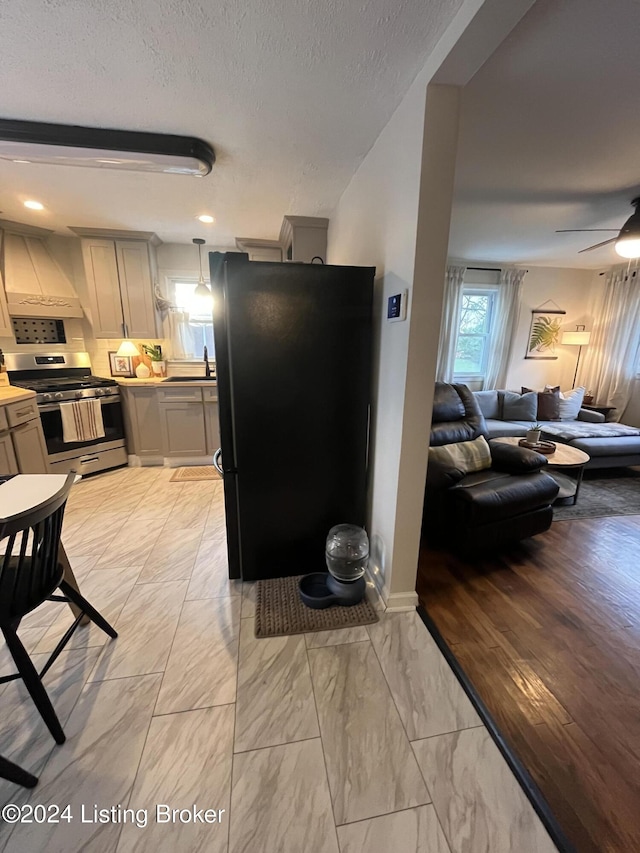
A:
615,238,640,259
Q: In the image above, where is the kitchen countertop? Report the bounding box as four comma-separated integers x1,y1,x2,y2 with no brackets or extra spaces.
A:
117,378,217,387
0,386,37,404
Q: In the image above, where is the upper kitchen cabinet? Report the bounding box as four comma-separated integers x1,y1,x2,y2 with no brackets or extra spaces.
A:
0,219,83,319
279,216,328,264
234,237,283,262
235,216,329,265
72,228,161,339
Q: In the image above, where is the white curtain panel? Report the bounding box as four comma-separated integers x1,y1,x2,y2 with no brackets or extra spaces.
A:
483,267,527,390
578,268,640,419
167,310,195,359
436,264,466,381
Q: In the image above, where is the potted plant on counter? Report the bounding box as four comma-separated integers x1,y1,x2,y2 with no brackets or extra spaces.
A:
142,344,166,377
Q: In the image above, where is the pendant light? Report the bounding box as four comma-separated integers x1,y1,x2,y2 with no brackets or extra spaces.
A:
192,238,213,312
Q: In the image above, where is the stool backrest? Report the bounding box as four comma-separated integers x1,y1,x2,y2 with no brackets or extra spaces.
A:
0,473,76,620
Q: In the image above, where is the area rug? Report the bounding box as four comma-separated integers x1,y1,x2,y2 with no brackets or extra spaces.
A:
255,574,378,638
553,467,640,521
170,466,222,482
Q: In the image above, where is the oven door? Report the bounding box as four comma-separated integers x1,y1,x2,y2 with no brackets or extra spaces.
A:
38,397,125,457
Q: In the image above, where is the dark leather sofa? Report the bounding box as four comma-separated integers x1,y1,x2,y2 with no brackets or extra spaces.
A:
424,383,560,552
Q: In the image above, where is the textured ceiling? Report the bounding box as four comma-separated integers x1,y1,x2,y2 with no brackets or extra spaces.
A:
449,0,640,268
0,0,463,244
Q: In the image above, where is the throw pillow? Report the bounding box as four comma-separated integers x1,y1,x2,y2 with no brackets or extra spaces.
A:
557,386,586,420
501,390,538,421
429,435,492,475
521,386,560,420
474,390,500,420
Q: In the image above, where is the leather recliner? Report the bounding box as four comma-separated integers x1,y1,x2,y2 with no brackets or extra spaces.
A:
423,383,560,552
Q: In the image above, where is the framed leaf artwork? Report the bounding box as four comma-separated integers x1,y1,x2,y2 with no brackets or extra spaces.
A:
525,309,565,359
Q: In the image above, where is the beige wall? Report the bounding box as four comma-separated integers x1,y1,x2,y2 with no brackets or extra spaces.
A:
328,79,462,608
504,266,599,392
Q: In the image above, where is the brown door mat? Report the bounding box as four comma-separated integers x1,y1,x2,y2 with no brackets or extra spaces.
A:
255,574,379,638
170,466,222,482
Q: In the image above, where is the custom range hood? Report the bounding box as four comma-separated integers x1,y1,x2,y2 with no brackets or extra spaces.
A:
0,219,82,318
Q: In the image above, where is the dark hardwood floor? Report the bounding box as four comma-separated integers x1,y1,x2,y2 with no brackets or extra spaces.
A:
417,514,640,853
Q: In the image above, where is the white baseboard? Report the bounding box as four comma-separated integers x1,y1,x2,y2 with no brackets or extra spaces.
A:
383,590,419,612
364,568,418,612
127,455,212,468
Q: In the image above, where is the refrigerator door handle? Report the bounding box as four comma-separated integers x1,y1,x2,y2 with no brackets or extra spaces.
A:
213,448,224,477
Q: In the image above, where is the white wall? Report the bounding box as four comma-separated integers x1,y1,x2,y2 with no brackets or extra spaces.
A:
328,75,427,605
328,75,462,606
326,0,516,606
503,266,598,392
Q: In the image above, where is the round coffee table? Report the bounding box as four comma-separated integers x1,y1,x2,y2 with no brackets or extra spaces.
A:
491,437,590,505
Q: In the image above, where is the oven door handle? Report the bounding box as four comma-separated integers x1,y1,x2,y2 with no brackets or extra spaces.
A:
38,397,121,413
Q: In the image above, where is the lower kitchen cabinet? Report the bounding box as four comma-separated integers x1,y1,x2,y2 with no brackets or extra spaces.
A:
121,384,218,461
8,418,50,474
204,397,220,455
0,433,19,475
121,387,163,457
160,402,208,456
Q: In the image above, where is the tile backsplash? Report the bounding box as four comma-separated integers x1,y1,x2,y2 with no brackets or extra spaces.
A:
90,338,168,378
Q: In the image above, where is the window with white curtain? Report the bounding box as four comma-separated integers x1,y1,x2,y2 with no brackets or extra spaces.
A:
453,286,498,379
168,278,215,357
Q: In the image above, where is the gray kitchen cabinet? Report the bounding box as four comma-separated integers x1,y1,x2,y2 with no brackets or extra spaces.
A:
159,402,208,456
115,241,157,339
10,419,50,474
5,397,40,428
123,384,219,461
0,433,19,475
234,237,283,262
279,216,329,263
121,387,163,457
204,400,220,455
81,237,158,339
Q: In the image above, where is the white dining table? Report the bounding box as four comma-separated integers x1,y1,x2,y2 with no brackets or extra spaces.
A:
0,474,87,623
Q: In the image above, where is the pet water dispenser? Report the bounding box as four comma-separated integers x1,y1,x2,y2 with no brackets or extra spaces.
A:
325,524,368,605
298,524,369,608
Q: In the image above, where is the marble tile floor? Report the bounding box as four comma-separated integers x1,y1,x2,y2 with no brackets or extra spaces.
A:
0,467,558,852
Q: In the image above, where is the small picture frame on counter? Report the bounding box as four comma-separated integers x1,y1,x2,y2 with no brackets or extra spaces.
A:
108,352,135,378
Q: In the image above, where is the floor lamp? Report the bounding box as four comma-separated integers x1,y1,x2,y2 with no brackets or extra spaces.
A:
561,325,591,388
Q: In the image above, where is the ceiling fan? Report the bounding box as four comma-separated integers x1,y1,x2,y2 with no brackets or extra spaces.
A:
556,197,640,258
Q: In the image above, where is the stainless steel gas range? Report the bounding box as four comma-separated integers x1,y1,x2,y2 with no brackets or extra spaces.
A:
5,352,128,476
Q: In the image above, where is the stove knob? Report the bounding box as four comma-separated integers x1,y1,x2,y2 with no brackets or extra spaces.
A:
54,392,64,400
95,388,105,397
75,390,83,399
42,393,52,401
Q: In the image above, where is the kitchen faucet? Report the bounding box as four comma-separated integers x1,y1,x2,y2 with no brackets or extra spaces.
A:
204,346,212,378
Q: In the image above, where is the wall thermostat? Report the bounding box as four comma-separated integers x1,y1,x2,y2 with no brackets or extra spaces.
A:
387,290,408,322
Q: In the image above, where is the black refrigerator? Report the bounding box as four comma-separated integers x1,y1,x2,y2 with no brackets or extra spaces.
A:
210,252,374,582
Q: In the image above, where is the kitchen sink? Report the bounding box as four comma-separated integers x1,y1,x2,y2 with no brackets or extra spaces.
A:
162,376,216,382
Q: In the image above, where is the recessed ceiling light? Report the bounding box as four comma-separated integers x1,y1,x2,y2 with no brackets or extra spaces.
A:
198,214,215,223
24,200,44,210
